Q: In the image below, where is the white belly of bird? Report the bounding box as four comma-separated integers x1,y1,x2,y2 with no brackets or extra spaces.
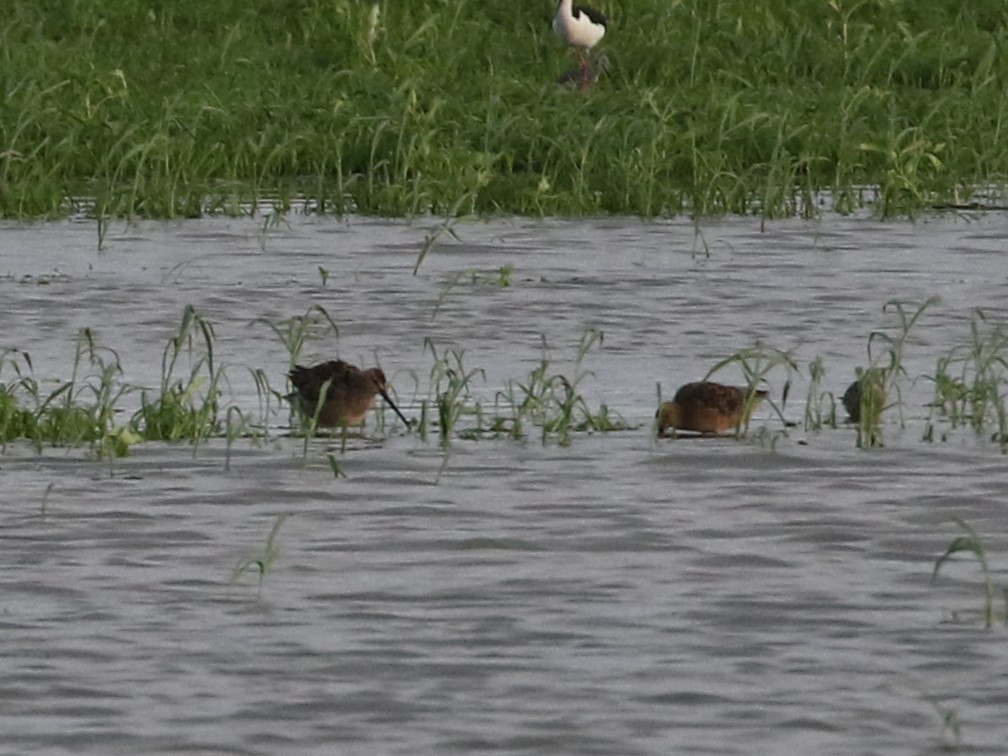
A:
553,10,605,50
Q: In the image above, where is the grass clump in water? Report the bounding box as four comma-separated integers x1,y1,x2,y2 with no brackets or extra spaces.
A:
924,310,1008,451
497,329,631,446
231,514,289,598
417,330,629,446
40,329,129,451
130,306,227,445
932,519,1007,629
0,330,137,461
256,304,340,370
420,339,485,447
0,350,41,447
0,308,271,469
803,355,837,432
847,296,938,448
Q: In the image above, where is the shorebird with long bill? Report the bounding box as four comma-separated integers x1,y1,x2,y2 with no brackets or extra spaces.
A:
288,359,411,430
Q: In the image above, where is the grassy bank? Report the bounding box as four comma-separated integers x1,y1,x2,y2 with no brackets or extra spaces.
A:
2,0,1008,219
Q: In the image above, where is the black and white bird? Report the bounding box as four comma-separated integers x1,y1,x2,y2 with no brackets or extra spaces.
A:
552,0,607,88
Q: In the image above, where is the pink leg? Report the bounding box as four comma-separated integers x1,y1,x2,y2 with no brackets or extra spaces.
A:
577,50,590,90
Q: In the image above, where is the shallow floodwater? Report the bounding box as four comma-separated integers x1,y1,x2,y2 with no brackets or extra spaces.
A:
2,213,1008,754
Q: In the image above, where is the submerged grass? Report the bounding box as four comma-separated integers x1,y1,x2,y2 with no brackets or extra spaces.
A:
4,298,1008,458
231,513,289,597
4,1,1008,220
131,305,224,445
417,329,630,447
846,296,938,448
0,307,256,463
932,519,1007,629
0,330,135,462
421,339,486,447
924,311,1008,451
256,304,340,370
496,329,632,446
803,356,838,432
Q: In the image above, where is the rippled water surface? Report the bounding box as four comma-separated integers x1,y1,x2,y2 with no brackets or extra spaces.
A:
3,213,1008,754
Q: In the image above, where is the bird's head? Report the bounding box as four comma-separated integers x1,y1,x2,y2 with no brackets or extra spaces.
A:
655,402,680,437
364,368,411,428
364,368,388,393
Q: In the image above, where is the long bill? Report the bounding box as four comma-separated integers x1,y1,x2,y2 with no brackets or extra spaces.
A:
379,388,412,428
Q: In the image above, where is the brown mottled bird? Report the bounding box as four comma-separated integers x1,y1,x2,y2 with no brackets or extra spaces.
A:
656,382,769,436
288,360,410,429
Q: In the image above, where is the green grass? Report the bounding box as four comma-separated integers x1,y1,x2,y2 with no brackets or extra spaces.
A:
131,305,224,444
0,312,632,454
420,339,486,446
415,330,631,447
495,329,632,446
843,296,938,449
803,355,838,431
3,1,1008,220
933,518,1007,629
0,329,135,461
4,300,1008,458
256,304,340,371
0,307,262,464
924,310,1008,450
231,513,290,597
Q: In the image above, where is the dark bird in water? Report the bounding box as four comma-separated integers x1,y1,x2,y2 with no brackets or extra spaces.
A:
288,360,410,428
656,382,769,436
841,375,886,423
